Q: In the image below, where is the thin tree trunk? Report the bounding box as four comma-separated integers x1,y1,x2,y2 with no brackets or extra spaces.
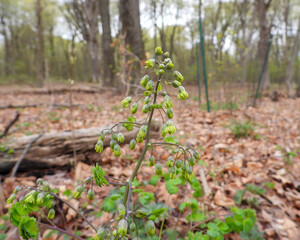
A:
256,0,272,90
99,0,115,86
285,17,300,96
87,38,100,83
36,0,45,87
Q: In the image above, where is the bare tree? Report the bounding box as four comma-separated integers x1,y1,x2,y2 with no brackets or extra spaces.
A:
0,10,12,76
36,0,45,87
285,17,300,96
255,0,272,90
99,0,115,86
66,0,100,83
119,0,145,60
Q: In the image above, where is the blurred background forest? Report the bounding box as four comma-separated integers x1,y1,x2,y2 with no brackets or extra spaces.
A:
0,0,300,98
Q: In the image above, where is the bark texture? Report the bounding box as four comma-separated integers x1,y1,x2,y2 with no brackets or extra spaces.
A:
99,0,115,86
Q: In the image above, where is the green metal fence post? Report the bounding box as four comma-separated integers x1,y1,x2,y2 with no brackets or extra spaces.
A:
198,16,210,112
196,42,201,105
253,33,273,107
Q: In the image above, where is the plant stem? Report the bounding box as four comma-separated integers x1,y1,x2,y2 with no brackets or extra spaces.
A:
29,187,97,232
158,218,165,240
38,223,85,240
122,77,161,206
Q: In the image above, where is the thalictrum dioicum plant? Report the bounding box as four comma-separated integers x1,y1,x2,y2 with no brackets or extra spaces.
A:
6,47,258,240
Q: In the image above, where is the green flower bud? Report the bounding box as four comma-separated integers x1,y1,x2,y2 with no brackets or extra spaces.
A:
136,136,143,143
144,96,151,104
166,62,174,69
149,155,155,167
94,227,107,240
140,75,150,88
95,139,104,154
155,163,163,175
130,139,136,150
110,139,117,149
131,102,139,114
48,208,55,220
166,108,174,119
13,186,22,194
36,178,44,185
193,151,200,159
166,156,174,168
122,96,132,108
159,69,165,75
117,133,125,143
98,132,105,141
85,177,92,184
164,95,173,109
36,192,45,206
164,52,170,58
188,157,196,166
163,58,171,64
130,222,136,232
145,220,156,236
177,86,189,100
169,167,177,179
146,80,154,91
145,59,155,69
137,125,147,139
176,159,183,168
117,219,128,236
114,144,121,157
24,190,37,204
75,185,84,193
160,124,167,137
142,104,151,113
42,181,50,191
112,229,117,237
172,80,181,88
144,90,152,96
173,71,184,82
155,47,163,56
182,161,188,171
7,193,16,204
87,189,95,200
159,64,165,69
166,120,176,134
118,203,126,216
135,209,148,218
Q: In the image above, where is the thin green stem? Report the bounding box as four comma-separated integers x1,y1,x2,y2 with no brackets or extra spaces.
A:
122,77,161,207
158,218,165,240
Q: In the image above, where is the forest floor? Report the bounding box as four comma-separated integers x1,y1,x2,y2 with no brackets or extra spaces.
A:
0,83,300,240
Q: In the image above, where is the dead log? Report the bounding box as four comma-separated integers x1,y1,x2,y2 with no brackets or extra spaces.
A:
0,85,114,95
0,121,160,174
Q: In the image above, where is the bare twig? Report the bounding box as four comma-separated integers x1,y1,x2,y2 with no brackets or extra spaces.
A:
0,111,20,138
38,223,85,240
10,132,44,177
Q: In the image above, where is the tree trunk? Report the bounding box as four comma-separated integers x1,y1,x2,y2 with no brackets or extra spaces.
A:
285,17,300,96
0,16,12,76
256,0,272,90
36,0,45,87
119,0,145,60
99,0,115,86
87,38,100,83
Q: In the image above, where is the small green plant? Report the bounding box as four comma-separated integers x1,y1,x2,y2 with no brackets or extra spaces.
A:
6,48,258,239
234,184,266,207
275,145,298,165
227,120,255,138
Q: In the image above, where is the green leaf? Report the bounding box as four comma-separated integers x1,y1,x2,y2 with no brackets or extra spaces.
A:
18,216,39,239
243,218,254,233
165,179,181,195
0,224,5,231
163,135,178,144
0,234,6,240
132,179,140,187
138,192,155,205
234,189,246,205
63,189,72,197
149,175,160,186
217,221,230,234
179,202,188,212
9,202,30,227
191,212,206,222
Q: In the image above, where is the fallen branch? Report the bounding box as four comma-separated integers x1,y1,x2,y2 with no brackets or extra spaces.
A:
10,133,44,177
0,111,20,138
0,121,160,174
0,103,83,110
